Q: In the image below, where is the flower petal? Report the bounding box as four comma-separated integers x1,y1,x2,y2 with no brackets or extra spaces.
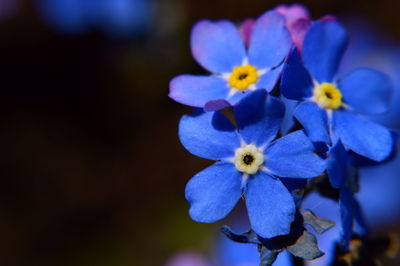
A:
294,101,330,144
245,172,295,238
191,20,246,73
339,67,392,114
327,140,349,189
280,95,298,135
255,63,284,92
179,110,240,160
281,49,313,100
239,19,255,48
302,21,348,82
333,110,394,161
339,188,354,250
169,75,229,108
225,90,253,106
287,18,311,52
203,99,231,112
248,11,291,69
275,4,310,23
185,162,242,223
265,130,325,178
234,90,284,146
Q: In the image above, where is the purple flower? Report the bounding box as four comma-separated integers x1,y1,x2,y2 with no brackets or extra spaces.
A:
275,4,311,51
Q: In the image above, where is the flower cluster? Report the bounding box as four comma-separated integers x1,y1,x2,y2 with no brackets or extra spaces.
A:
169,4,396,265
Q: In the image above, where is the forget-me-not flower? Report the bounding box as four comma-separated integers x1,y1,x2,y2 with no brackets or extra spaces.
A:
169,11,292,111
179,90,325,238
281,20,394,162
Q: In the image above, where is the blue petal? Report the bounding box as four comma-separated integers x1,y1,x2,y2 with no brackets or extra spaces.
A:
179,111,240,160
333,110,394,161
339,188,354,250
281,49,314,100
225,90,253,106
264,130,326,178
255,63,284,92
169,75,229,108
191,20,246,73
245,172,295,238
204,99,231,112
280,95,298,136
294,101,330,144
339,67,392,114
234,90,284,146
302,21,348,82
248,10,291,69
327,140,349,189
185,162,242,223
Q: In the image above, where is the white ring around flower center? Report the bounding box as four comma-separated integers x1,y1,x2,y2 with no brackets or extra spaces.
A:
234,144,264,175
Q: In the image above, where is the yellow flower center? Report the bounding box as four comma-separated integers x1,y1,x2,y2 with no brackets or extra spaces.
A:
313,83,343,110
234,144,264,175
228,65,259,91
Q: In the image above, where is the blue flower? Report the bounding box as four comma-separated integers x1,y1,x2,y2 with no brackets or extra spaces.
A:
179,90,325,238
169,11,292,111
281,20,394,162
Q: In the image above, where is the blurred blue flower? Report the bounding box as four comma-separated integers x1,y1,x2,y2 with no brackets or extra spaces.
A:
281,20,394,162
301,144,400,265
36,0,153,36
179,90,325,239
357,142,400,227
166,243,292,266
304,163,400,265
339,20,400,130
337,20,400,239
169,10,292,111
217,233,261,266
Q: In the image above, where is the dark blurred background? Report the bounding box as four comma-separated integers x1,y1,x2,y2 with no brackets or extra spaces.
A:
0,0,399,265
